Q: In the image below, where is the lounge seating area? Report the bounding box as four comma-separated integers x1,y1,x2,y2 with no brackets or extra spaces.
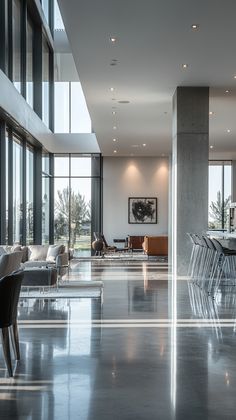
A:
0,244,69,290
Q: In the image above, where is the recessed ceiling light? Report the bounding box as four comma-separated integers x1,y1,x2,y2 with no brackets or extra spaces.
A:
234,76,236,79
182,63,188,69
209,111,214,115
225,90,230,93
110,37,117,43
113,150,117,153
113,126,117,130
191,24,199,30
110,87,114,91
210,145,214,149
113,138,116,142
142,143,146,147
227,129,231,133
112,111,116,115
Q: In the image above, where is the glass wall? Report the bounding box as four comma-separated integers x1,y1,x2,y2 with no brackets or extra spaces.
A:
26,16,34,107
26,147,34,244
53,155,101,256
13,136,23,243
12,0,21,93
42,154,51,244
41,0,49,24
208,161,232,230
54,82,91,133
42,37,50,127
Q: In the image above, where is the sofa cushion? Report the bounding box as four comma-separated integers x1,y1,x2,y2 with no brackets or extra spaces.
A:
0,251,23,278
24,260,49,268
28,245,48,261
47,245,65,263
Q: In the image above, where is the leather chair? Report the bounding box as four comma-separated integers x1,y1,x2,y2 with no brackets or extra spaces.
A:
0,270,24,377
142,236,168,257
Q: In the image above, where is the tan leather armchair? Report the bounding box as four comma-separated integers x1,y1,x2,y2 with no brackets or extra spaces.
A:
142,236,168,256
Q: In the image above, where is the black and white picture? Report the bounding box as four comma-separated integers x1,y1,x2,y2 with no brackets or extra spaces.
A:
128,197,157,224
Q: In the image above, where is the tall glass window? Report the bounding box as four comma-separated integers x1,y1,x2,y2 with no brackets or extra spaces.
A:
53,155,100,256
13,137,23,243
54,82,91,133
42,154,51,244
41,0,49,24
208,161,232,230
42,37,50,127
12,0,21,93
54,82,69,132
26,16,34,107
26,147,34,244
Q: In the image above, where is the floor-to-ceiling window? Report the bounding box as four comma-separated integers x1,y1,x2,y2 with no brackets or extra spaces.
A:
26,146,34,244
208,161,232,230
54,82,91,133
12,0,21,93
42,37,50,127
42,154,52,244
26,15,34,108
5,131,9,244
13,135,23,243
53,154,101,255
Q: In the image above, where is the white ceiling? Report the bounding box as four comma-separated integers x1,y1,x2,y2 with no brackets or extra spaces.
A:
58,0,236,158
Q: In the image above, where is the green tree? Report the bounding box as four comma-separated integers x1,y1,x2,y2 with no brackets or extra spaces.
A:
55,187,91,246
209,190,231,229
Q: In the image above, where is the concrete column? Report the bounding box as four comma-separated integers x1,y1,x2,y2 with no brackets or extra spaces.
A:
231,161,236,203
172,87,209,275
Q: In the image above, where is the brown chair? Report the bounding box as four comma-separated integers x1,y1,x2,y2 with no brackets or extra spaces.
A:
142,236,168,257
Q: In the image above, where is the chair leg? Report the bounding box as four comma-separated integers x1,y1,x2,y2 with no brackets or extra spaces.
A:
1,327,13,377
9,323,20,361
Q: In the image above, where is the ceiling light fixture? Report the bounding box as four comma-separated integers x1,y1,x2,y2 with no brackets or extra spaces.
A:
234,76,236,79
142,143,146,147
182,63,188,69
113,138,116,142
225,90,229,93
191,24,199,30
110,37,117,43
112,111,116,115
227,129,231,133
209,111,214,115
210,145,214,149
113,126,117,130
113,150,117,153
110,87,114,91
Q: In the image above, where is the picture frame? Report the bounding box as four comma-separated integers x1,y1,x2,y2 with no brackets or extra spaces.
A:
128,197,157,224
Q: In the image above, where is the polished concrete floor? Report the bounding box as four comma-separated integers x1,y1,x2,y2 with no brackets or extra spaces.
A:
1,258,236,419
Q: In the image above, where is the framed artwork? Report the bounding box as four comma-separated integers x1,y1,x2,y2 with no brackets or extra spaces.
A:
128,197,157,224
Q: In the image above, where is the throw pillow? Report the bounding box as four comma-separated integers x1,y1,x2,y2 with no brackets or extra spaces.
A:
29,245,48,261
47,245,65,262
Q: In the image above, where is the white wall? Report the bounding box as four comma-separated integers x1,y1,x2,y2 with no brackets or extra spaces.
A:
103,157,169,244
